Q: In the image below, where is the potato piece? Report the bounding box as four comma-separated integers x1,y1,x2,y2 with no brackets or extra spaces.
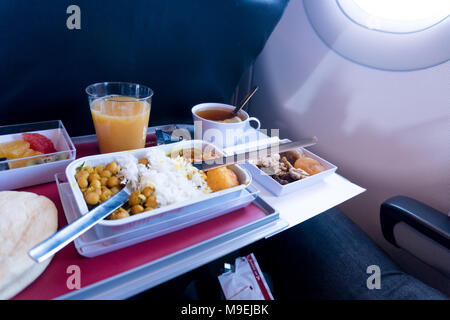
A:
83,166,94,173
206,167,239,192
90,179,101,189
85,191,100,205
128,191,141,206
131,205,144,215
138,158,149,165
109,208,129,220
75,170,89,180
100,188,112,202
107,176,120,188
142,187,154,198
145,195,157,208
88,173,101,183
77,177,88,189
105,161,118,174
100,177,108,186
110,186,121,195
100,170,112,178
94,165,105,174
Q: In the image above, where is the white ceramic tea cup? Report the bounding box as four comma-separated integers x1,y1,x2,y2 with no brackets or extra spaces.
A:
192,103,261,148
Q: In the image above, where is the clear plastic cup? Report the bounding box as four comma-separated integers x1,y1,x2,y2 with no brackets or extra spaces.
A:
86,82,153,153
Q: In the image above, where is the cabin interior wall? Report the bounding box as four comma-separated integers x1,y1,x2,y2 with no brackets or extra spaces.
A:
249,0,450,294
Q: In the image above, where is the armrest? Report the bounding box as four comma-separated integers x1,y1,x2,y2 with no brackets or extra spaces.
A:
380,196,449,250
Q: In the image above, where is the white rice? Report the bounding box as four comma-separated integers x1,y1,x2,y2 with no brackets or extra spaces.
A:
116,149,211,207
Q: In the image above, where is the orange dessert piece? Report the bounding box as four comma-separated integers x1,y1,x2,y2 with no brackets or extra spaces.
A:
294,157,326,175
206,167,239,192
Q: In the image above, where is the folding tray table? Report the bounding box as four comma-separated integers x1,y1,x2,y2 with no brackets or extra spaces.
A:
12,124,364,299
12,125,290,299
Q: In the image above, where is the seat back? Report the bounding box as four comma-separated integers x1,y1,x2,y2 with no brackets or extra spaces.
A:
0,0,288,136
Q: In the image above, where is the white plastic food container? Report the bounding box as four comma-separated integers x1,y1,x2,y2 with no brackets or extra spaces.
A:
242,139,337,196
65,140,252,236
0,120,76,190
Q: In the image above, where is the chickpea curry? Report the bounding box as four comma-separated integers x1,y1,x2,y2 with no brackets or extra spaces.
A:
75,160,159,220
74,148,241,221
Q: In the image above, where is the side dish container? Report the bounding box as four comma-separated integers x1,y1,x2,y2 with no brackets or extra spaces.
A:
0,120,76,190
242,139,337,196
65,140,252,237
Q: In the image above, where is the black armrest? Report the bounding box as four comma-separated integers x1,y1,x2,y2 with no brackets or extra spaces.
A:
380,196,450,249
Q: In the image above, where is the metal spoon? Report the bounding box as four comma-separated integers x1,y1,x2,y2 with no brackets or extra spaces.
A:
28,186,132,263
232,86,259,115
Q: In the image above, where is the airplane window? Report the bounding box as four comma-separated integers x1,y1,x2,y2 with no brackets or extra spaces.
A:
303,0,450,71
339,0,450,33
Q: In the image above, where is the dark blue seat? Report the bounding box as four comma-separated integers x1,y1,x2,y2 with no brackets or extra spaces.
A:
0,0,288,136
131,205,448,300
253,207,448,300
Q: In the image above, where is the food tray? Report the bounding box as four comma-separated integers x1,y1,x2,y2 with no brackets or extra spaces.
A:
12,128,286,299
14,173,282,299
242,138,337,196
0,120,76,190
65,140,252,237
56,173,260,257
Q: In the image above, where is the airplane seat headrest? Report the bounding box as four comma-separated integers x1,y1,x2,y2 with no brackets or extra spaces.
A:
0,0,289,136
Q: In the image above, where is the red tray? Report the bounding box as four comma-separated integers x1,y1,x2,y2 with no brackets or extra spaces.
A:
12,135,267,300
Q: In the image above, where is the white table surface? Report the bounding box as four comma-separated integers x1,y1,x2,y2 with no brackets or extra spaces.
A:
254,173,365,234
58,127,365,299
223,131,366,231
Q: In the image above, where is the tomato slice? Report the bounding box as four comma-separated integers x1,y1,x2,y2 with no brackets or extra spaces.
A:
22,133,57,154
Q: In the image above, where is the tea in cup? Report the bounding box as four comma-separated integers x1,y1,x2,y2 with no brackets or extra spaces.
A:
192,103,261,148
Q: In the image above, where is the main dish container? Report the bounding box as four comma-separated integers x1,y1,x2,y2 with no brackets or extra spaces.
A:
65,140,252,236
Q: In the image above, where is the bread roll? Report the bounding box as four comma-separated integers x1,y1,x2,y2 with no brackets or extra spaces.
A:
0,191,58,299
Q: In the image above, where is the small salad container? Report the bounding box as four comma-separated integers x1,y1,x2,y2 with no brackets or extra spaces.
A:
0,120,76,190
242,139,337,196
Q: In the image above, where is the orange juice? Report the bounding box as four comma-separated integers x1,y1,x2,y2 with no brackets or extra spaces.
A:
90,95,150,153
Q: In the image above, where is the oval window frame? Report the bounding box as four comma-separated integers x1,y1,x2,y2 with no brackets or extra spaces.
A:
303,0,450,71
